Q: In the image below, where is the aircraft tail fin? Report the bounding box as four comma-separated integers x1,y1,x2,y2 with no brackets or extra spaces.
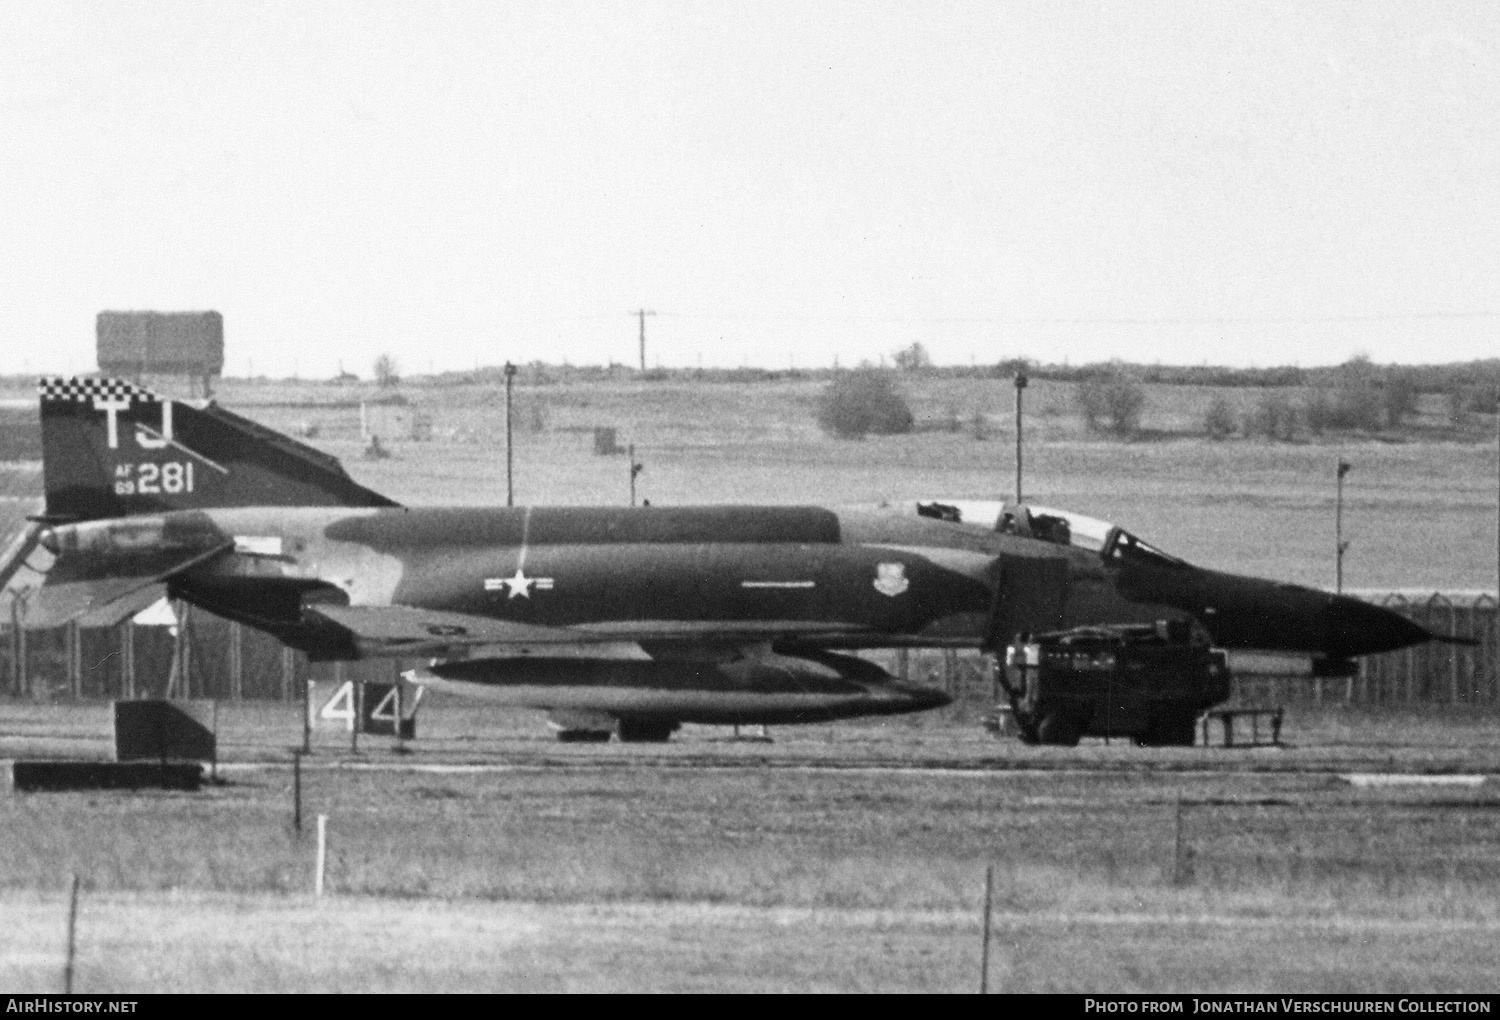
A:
39,376,400,522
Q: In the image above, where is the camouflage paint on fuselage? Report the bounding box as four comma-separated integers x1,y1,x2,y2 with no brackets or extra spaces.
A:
159,504,1004,651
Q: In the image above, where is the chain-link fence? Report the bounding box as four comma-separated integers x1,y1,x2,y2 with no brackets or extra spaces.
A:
2,595,1497,708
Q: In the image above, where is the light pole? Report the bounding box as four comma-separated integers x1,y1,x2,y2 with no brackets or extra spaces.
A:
1335,458,1352,593
1013,371,1028,505
504,362,516,507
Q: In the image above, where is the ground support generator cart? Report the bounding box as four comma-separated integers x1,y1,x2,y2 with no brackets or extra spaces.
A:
990,621,1232,747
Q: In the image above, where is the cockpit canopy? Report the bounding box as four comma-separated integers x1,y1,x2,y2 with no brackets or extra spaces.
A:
915,499,1188,570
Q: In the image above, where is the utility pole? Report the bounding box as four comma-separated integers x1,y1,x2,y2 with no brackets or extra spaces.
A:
504,362,517,507
1335,458,1352,593
631,309,656,371
1013,370,1028,505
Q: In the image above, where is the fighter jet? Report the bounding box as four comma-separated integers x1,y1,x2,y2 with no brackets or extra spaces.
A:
28,376,1449,742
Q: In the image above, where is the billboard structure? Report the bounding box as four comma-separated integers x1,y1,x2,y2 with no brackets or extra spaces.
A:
96,311,225,397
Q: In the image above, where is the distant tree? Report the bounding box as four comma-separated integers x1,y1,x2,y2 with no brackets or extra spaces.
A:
1337,353,1377,389
373,353,401,389
525,396,549,433
891,342,932,372
1460,385,1500,416
1104,379,1146,436
1076,371,1146,438
1382,369,1419,428
816,368,915,439
1203,394,1237,440
994,357,1032,379
1446,387,1469,426
971,408,990,441
1076,378,1106,432
1303,388,1333,437
1250,392,1299,442
1331,388,1383,432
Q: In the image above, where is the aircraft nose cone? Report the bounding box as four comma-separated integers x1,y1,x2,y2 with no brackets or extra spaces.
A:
1326,595,1433,657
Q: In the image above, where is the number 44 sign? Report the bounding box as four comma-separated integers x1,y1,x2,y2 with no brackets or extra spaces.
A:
318,680,422,737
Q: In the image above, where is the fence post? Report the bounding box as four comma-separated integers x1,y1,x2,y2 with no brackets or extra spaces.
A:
1487,597,1500,704
67,621,81,699
9,596,23,697
282,646,296,703
228,622,243,702
177,602,194,698
1449,598,1460,704
120,622,135,700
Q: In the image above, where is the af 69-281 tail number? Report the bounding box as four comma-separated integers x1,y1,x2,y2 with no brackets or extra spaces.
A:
113,461,195,496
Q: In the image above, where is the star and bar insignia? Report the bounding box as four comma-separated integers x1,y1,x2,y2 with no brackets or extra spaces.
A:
484,569,556,599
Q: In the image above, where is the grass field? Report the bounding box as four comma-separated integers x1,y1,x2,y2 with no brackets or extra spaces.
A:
3,701,1500,992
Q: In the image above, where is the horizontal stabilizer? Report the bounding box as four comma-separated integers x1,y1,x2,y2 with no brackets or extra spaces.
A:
27,541,231,629
78,583,167,628
29,577,165,630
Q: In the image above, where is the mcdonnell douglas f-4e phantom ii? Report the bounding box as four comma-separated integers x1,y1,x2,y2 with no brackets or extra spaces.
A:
27,377,1451,742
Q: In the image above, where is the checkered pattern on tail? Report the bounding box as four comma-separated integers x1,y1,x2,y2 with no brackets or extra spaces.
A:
37,376,160,403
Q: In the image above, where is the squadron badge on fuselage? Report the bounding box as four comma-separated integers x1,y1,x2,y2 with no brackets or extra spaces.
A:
873,562,909,597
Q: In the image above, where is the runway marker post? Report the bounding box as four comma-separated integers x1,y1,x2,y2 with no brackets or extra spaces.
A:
302,679,313,754
349,681,360,755
979,863,994,994
315,814,328,897
1172,798,1194,886
292,751,303,832
63,873,80,993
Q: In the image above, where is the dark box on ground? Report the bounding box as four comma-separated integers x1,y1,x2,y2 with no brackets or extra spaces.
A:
11,761,203,792
114,700,216,761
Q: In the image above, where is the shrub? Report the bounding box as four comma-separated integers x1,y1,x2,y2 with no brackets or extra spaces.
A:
1203,394,1237,440
1302,383,1387,433
971,408,990,441
891,343,931,372
1304,389,1332,436
816,368,915,439
1330,388,1384,431
1076,379,1105,432
1453,385,1498,418
1076,374,1146,437
1250,392,1299,442
1382,371,1419,428
373,353,401,389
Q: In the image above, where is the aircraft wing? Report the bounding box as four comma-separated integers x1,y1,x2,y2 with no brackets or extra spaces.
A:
305,604,875,658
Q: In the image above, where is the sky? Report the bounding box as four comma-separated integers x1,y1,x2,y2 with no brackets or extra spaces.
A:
1,1,1497,378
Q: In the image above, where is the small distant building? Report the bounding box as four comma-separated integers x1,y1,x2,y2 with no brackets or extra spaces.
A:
96,311,225,398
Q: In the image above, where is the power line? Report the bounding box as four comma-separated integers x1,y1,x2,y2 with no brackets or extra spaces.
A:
656,310,1500,327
